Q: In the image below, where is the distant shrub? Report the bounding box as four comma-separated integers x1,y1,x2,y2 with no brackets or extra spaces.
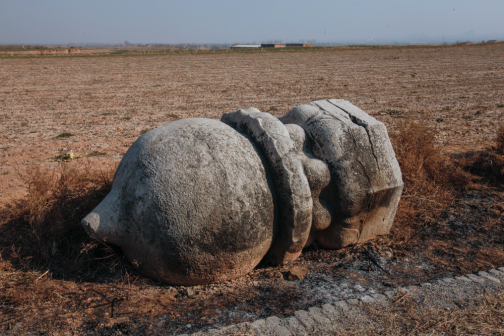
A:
87,151,106,157
382,109,403,116
56,132,73,138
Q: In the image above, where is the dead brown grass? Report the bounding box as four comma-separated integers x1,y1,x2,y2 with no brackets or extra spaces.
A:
355,291,504,336
389,122,471,245
496,125,504,155
0,162,129,280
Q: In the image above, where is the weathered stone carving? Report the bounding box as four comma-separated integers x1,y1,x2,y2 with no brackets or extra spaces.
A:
82,99,403,285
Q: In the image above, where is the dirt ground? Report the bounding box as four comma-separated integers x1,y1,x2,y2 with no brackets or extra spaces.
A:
1,43,504,335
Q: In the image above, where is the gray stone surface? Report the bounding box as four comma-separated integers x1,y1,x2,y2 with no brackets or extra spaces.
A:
293,310,317,332
489,269,504,277
346,298,360,305
384,290,397,299
82,100,403,285
222,108,313,265
456,276,472,282
82,118,274,285
284,316,307,335
360,295,375,303
265,317,292,335
478,271,501,283
321,303,340,319
333,300,350,313
280,99,403,249
466,274,485,283
370,293,388,303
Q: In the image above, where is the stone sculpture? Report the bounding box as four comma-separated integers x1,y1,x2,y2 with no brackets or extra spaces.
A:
82,99,403,285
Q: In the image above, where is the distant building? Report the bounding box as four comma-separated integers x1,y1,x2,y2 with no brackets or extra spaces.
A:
260,44,286,48
487,40,499,43
285,43,314,47
230,44,261,49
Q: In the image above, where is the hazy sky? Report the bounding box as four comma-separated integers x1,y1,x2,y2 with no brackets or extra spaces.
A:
1,0,503,44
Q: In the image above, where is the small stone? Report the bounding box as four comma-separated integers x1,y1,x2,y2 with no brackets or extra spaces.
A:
186,288,195,297
287,267,308,281
346,299,360,305
370,294,388,303
442,278,454,283
421,282,432,287
498,267,504,272
384,291,396,299
360,295,375,303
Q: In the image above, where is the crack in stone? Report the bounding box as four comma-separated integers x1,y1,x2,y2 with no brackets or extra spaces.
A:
328,100,381,173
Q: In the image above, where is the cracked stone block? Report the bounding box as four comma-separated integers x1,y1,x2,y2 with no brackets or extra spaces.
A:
466,274,485,283
498,267,504,272
308,307,334,333
284,316,307,335
250,319,268,336
478,271,501,283
265,316,292,336
455,276,472,282
294,310,317,332
280,99,403,249
489,269,504,277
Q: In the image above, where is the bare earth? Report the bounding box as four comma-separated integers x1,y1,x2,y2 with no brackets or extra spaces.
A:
1,43,503,200
1,44,504,335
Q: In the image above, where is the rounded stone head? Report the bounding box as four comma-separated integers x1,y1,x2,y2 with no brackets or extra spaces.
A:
82,118,274,285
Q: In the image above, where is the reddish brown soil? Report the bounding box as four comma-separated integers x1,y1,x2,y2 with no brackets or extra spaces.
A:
1,43,504,335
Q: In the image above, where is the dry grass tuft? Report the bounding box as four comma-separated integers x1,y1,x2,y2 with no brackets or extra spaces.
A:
357,291,504,335
496,125,504,154
389,122,471,244
0,162,132,280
